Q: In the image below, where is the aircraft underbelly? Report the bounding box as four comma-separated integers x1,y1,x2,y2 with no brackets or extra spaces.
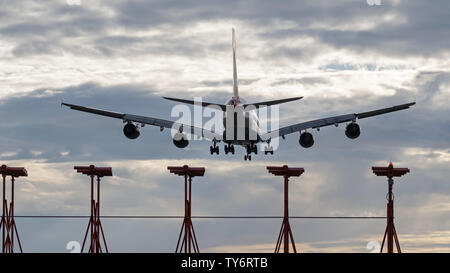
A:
222,113,259,143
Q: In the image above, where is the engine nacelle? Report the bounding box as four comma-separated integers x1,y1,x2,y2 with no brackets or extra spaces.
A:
123,122,140,139
299,132,314,148
345,122,361,139
173,132,189,148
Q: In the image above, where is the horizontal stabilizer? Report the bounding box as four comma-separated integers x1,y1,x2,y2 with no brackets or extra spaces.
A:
163,97,227,111
163,96,302,111
242,97,303,109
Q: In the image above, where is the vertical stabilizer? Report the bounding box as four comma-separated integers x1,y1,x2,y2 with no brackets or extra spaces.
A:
232,28,239,99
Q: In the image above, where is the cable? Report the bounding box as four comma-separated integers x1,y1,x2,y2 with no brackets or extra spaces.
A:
13,215,386,219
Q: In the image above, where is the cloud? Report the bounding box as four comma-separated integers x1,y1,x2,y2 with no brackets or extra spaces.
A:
0,80,447,252
207,230,450,253
0,0,449,252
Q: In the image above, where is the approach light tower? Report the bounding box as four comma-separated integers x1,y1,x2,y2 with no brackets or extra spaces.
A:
267,165,304,253
168,165,205,253
372,162,409,253
74,165,112,253
0,165,27,253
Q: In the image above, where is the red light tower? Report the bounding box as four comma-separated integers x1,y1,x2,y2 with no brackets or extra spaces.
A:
267,165,304,253
74,165,112,253
0,165,27,253
168,165,205,253
372,162,409,253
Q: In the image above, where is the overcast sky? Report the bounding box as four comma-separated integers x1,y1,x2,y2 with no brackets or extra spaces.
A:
0,0,449,253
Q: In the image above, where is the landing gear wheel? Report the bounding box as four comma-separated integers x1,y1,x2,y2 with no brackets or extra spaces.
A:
225,144,235,155
244,155,248,161
264,145,274,155
252,145,258,155
211,144,219,155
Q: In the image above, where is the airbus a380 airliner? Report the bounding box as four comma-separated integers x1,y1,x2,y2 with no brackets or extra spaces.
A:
62,28,415,160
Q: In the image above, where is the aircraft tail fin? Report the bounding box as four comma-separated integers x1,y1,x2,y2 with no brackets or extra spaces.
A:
232,28,239,99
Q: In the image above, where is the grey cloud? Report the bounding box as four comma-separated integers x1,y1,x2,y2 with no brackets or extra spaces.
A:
2,0,449,60
256,1,450,57
263,45,322,63
1,74,448,164
414,71,450,104
12,39,64,57
312,1,450,57
93,33,209,57
1,0,450,253
0,80,448,252
114,0,372,30
1,2,113,57
199,78,258,87
199,80,232,87
271,76,331,87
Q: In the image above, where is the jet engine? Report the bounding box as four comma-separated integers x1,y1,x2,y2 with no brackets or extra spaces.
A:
299,132,314,148
345,122,361,139
123,122,140,139
173,132,189,148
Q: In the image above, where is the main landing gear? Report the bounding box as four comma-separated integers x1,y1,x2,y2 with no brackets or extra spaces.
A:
264,145,274,155
224,144,235,155
210,141,219,155
244,144,258,161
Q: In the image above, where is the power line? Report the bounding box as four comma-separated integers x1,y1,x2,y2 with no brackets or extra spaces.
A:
14,215,387,219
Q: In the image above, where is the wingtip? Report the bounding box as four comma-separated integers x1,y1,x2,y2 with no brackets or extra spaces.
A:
290,96,303,102
60,100,72,109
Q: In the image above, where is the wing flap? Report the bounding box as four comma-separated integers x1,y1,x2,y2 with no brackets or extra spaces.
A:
356,102,415,119
62,102,125,119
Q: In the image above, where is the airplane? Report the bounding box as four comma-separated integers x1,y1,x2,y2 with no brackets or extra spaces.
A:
62,28,415,160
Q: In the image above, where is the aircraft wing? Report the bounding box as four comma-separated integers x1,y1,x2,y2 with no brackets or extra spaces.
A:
61,102,222,140
260,102,416,139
